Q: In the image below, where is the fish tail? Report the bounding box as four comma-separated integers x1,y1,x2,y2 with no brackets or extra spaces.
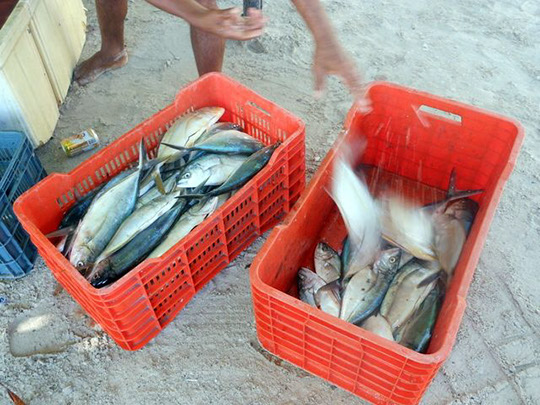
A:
161,142,190,152
45,225,77,239
138,140,147,171
174,177,211,201
446,188,484,203
445,168,483,201
152,166,166,195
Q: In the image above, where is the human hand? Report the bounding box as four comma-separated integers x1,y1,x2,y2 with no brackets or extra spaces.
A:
312,42,372,112
197,7,266,41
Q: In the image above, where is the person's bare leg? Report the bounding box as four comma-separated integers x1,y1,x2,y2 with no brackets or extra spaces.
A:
190,0,225,75
74,0,129,85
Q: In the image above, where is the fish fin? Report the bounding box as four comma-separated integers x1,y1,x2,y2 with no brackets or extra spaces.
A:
175,176,210,201
161,142,190,152
153,169,166,195
447,168,457,197
85,260,104,283
138,140,147,170
417,270,443,287
46,225,76,239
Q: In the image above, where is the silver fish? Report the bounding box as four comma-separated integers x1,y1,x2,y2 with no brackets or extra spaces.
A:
380,260,441,331
95,188,183,264
196,122,244,144
298,268,326,307
147,194,228,259
89,201,186,288
162,130,264,156
433,214,466,279
314,242,341,284
340,248,401,324
433,198,478,279
361,314,395,341
157,107,225,162
70,142,145,271
177,154,248,188
381,169,482,264
394,283,442,352
314,280,341,317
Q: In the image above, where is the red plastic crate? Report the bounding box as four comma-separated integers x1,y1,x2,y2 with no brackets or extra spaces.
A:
250,82,524,404
13,73,306,350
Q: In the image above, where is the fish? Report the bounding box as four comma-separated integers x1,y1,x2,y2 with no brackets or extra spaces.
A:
177,143,279,199
380,260,441,331
433,198,479,279
157,107,225,162
314,280,341,317
339,248,401,325
331,152,381,279
341,236,351,271
394,283,442,352
147,194,228,258
298,267,326,307
89,201,187,288
69,141,146,271
314,242,341,283
176,154,248,188
59,187,103,228
380,194,436,261
361,314,395,341
162,129,264,155
199,122,244,142
445,198,478,234
433,213,466,279
93,188,184,265
380,170,482,265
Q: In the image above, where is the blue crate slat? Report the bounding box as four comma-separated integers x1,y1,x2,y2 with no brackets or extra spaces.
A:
0,131,46,279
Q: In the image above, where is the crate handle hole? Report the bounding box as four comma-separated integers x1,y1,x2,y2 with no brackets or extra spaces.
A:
418,105,462,124
247,101,271,117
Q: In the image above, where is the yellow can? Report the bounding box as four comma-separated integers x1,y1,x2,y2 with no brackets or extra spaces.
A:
61,129,100,157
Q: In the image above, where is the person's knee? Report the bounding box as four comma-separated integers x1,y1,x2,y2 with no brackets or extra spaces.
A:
197,0,218,9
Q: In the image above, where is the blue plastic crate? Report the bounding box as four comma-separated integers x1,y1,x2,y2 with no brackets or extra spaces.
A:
0,131,46,279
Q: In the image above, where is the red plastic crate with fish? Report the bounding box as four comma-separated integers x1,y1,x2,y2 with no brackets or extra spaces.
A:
13,73,305,350
250,82,523,404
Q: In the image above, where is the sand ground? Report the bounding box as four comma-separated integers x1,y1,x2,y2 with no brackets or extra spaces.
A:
1,0,539,403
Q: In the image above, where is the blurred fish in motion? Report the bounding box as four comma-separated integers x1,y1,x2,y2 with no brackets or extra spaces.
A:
330,142,381,279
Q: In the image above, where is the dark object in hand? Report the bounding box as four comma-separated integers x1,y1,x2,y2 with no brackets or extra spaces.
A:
243,0,263,16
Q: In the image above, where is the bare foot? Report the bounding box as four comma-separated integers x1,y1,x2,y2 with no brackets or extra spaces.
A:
74,49,128,86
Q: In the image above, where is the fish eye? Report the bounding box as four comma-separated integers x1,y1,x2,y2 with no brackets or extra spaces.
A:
183,172,191,179
77,261,85,269
389,257,397,264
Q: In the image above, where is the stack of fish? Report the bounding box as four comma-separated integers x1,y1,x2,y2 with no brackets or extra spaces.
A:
298,144,480,353
49,107,279,288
